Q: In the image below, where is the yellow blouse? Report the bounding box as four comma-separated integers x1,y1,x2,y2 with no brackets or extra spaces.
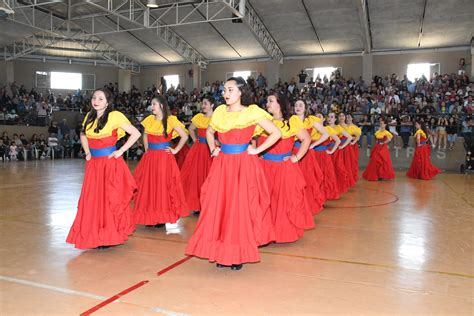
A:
210,104,272,135
346,124,361,136
258,115,304,139
375,129,393,140
82,111,130,139
141,115,185,138
324,125,338,137
191,113,211,129
300,115,323,141
414,129,427,138
333,125,347,137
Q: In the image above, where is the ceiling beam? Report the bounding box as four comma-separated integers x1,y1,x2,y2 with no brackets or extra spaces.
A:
235,0,284,63
301,0,324,53
417,0,428,47
81,0,210,68
2,5,141,72
356,0,372,53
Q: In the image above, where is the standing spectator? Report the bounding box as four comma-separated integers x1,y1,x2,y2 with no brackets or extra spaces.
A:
159,76,167,94
446,116,458,150
399,115,413,148
359,115,374,148
437,117,448,150
256,72,267,88
58,118,71,139
427,117,438,149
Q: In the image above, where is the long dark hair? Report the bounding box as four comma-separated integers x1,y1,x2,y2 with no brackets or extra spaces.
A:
201,94,217,111
269,91,291,131
416,120,430,137
82,88,113,134
226,76,252,106
153,95,170,138
293,98,311,118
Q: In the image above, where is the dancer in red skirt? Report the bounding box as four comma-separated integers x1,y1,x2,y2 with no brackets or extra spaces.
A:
363,117,395,181
315,113,342,200
181,95,214,213
174,135,190,169
337,112,357,188
67,88,141,249
186,77,281,270
134,96,189,227
293,99,329,213
406,121,441,180
327,112,353,194
257,93,314,243
345,113,361,185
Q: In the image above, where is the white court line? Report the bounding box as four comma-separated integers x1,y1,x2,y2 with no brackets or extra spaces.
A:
0,275,106,301
0,275,190,315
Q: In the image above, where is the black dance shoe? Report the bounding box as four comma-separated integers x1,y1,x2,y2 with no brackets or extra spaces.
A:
231,264,243,270
216,263,228,268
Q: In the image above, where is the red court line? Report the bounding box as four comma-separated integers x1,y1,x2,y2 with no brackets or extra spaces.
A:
324,186,399,208
157,255,192,276
80,280,149,316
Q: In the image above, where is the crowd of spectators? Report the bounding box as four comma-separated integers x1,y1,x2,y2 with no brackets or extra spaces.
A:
1,65,473,161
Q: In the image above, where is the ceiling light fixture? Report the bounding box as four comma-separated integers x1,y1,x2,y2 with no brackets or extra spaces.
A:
146,0,158,8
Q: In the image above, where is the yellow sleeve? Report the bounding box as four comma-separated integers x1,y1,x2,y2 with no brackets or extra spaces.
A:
141,115,155,133
110,111,131,139
209,105,226,131
168,115,186,139
385,130,393,139
192,113,211,129
283,115,304,138
211,104,272,133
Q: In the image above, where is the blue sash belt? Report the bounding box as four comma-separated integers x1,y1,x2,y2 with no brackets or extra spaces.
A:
420,141,427,145
262,151,292,162
198,136,207,144
148,142,170,150
294,141,301,148
376,141,385,145
90,146,116,157
313,144,332,151
220,143,248,154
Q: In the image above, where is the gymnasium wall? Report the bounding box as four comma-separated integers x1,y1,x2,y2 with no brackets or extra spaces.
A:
373,49,471,78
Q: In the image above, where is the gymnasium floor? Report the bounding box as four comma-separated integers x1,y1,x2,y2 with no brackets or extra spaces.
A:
0,160,473,315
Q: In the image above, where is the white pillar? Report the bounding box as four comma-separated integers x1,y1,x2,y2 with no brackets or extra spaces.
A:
266,60,281,88
362,53,373,83
6,61,14,84
118,69,131,93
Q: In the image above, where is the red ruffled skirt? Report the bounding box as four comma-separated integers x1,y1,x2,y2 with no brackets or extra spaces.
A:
174,143,190,169
134,150,189,225
293,148,325,213
349,144,360,185
180,142,212,211
66,156,137,249
261,158,315,243
313,149,340,200
185,151,275,265
362,144,395,181
406,145,441,180
332,149,350,194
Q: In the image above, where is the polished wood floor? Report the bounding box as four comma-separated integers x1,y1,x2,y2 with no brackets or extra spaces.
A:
0,160,473,315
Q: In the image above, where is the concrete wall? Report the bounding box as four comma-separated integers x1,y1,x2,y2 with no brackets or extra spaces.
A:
4,60,119,95
373,49,471,78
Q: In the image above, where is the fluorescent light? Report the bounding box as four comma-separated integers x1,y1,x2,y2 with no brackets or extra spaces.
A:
146,0,158,8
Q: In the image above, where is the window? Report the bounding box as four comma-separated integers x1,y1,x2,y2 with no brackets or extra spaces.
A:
50,72,82,90
232,71,251,79
312,67,340,80
164,75,179,89
406,63,440,82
